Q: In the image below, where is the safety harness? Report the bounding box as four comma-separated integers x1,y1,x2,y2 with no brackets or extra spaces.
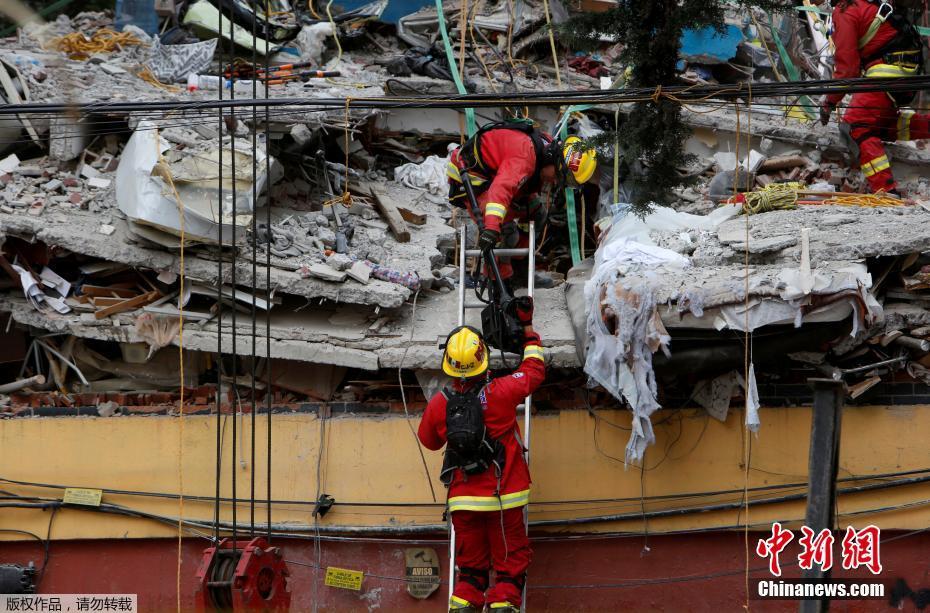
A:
447,119,558,209
858,0,924,89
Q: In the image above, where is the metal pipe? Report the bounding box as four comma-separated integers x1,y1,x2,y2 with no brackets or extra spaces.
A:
0,374,45,393
35,340,88,385
458,225,465,328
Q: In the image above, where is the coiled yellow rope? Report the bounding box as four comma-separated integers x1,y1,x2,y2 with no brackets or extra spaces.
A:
46,29,144,60
732,182,804,215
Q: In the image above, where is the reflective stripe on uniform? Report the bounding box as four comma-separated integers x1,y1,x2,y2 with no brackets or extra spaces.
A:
862,155,891,177
447,163,488,186
864,63,919,79
489,604,517,610
898,110,915,141
450,595,474,609
448,489,530,512
523,345,544,363
485,202,508,219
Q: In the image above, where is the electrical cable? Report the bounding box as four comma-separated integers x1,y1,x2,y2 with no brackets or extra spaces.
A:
213,0,226,551
5,467,930,508
228,0,239,555
264,0,274,544
6,471,930,535
155,128,188,613
397,288,439,504
10,75,930,116
0,96,916,151
249,0,259,541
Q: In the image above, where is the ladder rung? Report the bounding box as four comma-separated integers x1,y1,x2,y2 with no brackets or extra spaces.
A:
464,301,485,309
464,248,531,257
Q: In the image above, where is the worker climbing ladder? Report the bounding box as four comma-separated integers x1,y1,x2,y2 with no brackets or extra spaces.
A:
450,221,536,612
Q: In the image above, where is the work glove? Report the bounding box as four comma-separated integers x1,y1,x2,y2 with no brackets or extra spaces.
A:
478,227,501,252
819,100,834,126
512,296,534,326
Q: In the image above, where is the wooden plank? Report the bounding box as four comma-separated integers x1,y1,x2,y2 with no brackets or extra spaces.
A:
398,207,427,226
365,184,411,243
81,285,139,299
90,297,126,307
94,290,160,320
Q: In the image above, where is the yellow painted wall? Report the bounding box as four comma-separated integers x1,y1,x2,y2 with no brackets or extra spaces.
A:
1,404,928,542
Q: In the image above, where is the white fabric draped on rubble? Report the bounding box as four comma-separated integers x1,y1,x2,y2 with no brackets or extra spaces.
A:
582,205,882,464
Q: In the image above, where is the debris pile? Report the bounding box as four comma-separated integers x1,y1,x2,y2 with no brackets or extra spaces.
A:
3,1,930,462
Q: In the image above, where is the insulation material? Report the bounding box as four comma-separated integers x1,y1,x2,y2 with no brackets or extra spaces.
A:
116,121,278,244
135,312,181,358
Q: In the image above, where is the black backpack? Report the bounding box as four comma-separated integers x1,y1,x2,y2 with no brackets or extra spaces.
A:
438,386,505,486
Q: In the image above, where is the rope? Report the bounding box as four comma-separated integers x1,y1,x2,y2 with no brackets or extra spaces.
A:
137,67,182,93
809,193,907,207
325,0,343,62
731,182,804,215
46,28,144,59
742,80,753,612
542,0,561,87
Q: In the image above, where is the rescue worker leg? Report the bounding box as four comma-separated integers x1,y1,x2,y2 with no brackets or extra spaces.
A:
842,92,898,193
450,511,491,610
485,507,532,608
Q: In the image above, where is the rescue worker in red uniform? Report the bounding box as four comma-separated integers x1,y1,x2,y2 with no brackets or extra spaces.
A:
447,121,597,285
821,0,927,194
418,297,545,613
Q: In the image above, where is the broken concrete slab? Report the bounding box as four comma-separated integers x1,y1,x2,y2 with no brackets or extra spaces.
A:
347,260,371,284
303,263,348,282
0,209,413,308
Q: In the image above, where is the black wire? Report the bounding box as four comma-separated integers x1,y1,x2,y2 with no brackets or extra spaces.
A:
213,0,225,546
228,0,239,552
264,0,274,544
11,76,930,114
0,506,53,588
249,0,258,541
0,97,917,151
5,467,930,507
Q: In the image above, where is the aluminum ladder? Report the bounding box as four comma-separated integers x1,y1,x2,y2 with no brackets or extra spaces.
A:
448,222,535,612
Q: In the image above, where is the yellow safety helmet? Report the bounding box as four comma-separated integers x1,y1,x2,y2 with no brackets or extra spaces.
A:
441,326,489,379
562,136,597,186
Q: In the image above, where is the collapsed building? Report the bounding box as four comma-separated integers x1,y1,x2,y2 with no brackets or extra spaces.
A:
4,2,930,611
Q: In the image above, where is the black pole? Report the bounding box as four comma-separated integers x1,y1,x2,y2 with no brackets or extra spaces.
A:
799,378,845,613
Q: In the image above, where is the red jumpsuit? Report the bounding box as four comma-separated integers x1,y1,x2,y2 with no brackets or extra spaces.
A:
829,0,930,192
417,335,546,609
448,129,550,280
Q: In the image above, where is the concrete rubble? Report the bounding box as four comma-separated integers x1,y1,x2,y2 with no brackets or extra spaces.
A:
4,2,930,463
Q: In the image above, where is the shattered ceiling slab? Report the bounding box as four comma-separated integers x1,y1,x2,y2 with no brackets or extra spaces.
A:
0,287,581,371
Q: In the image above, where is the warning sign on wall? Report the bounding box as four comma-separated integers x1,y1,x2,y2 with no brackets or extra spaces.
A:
405,548,440,599
325,566,364,591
